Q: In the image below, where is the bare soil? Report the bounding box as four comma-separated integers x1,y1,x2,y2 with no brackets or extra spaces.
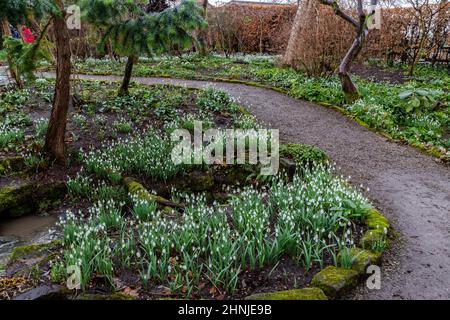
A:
350,63,406,84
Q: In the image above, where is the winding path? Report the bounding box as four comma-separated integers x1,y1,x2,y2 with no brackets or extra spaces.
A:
51,73,450,299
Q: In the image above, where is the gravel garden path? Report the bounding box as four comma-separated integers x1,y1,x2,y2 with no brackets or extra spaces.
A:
45,73,450,300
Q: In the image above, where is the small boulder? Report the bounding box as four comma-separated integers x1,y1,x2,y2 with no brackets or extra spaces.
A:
360,229,387,252
9,241,61,264
311,266,359,298
364,209,389,231
338,248,381,274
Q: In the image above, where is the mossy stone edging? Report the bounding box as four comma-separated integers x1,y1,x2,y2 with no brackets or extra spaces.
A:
310,266,359,298
360,209,389,250
309,208,390,299
360,229,386,250
343,248,381,274
245,287,327,300
241,208,389,300
365,208,389,231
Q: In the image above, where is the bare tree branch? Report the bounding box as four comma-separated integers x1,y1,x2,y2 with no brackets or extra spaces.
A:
319,0,359,28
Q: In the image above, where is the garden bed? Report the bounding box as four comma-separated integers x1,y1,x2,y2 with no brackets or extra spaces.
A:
1,79,389,300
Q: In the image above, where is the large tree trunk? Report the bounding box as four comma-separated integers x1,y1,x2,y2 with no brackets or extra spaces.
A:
198,0,209,56
282,2,304,66
0,19,16,87
2,19,22,87
1,19,11,37
44,1,71,162
7,58,22,88
118,55,135,96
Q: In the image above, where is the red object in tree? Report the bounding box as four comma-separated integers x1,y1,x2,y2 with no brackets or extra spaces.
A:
22,27,35,43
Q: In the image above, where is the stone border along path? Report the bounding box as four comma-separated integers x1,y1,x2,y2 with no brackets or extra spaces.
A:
43,73,450,300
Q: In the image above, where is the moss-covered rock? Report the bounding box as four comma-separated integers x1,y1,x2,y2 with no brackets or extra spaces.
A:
338,248,381,274
360,229,388,252
311,266,359,298
12,285,67,300
76,292,136,300
124,177,167,202
0,183,34,217
245,287,327,300
0,180,66,218
9,241,62,263
123,177,182,210
364,209,389,231
0,156,26,175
